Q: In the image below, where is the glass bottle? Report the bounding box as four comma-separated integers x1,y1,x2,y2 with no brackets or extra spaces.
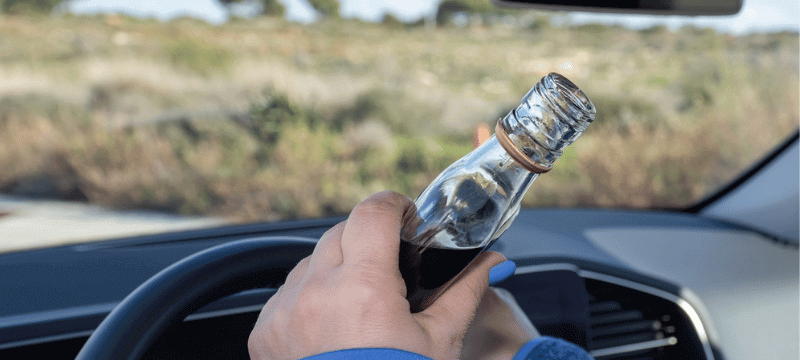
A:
399,72,596,313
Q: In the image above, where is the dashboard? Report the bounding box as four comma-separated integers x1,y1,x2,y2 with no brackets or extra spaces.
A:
0,207,794,359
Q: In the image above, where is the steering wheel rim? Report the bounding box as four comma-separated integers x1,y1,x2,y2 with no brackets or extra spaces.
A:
75,237,317,360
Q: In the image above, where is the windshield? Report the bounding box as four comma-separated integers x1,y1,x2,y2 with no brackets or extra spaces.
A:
0,0,797,253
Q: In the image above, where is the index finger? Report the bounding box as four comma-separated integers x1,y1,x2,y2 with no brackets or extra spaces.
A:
340,191,414,272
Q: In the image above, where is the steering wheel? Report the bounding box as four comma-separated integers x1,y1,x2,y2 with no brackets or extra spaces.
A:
75,237,317,360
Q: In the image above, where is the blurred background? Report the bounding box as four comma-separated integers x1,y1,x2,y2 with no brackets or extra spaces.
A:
0,0,797,251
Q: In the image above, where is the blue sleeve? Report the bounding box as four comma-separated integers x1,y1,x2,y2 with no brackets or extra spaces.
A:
300,348,433,360
299,337,592,360
512,336,594,360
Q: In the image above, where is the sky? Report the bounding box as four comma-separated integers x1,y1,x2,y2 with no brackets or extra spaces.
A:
67,0,799,34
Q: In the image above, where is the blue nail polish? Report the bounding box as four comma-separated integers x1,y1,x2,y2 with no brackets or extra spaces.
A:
489,260,516,285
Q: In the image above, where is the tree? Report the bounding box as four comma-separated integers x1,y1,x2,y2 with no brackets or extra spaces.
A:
218,0,246,18
306,0,339,17
435,0,516,26
216,0,285,18
217,0,239,8
435,0,471,26
381,12,403,28
260,0,285,16
1,0,63,14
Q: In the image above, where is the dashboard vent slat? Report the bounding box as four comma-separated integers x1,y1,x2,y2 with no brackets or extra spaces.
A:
596,352,656,360
589,300,623,313
589,309,644,326
591,332,656,350
591,319,661,338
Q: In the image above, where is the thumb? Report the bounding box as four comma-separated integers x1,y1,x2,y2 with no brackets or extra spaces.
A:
416,251,506,339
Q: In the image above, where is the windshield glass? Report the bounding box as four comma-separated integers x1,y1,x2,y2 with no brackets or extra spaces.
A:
0,0,797,253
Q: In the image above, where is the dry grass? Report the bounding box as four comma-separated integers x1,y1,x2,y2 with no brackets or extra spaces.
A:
0,14,797,221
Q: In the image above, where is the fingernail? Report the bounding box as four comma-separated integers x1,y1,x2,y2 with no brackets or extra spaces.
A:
489,260,516,285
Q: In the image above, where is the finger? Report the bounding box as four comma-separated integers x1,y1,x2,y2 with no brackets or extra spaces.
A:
472,122,491,148
488,260,516,285
340,191,414,272
416,251,506,338
310,221,345,269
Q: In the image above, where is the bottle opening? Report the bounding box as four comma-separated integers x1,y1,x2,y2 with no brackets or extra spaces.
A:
545,73,595,124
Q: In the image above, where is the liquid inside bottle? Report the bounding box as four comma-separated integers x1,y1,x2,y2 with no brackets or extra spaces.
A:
399,73,595,313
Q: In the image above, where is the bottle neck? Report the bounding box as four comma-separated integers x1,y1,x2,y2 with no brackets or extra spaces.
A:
500,73,595,171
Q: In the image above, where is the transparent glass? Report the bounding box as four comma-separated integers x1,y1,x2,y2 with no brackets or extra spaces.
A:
399,73,596,312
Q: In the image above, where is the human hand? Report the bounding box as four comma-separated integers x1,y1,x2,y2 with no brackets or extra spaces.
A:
460,287,539,360
248,191,507,360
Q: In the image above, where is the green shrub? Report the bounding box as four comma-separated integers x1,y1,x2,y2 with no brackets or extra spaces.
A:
166,39,235,76
260,0,285,16
307,0,339,17
381,13,403,29
1,0,62,14
589,94,665,132
247,90,322,146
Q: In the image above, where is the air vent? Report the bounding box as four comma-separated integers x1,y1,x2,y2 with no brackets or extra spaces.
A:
588,296,677,359
582,277,710,360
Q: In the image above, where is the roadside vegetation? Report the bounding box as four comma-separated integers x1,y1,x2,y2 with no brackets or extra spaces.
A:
0,12,797,221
